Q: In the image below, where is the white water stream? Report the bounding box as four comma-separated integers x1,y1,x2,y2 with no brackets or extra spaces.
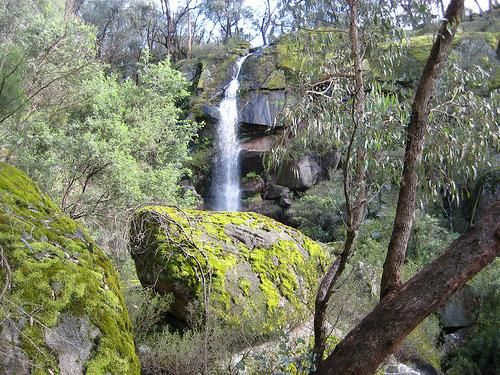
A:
213,54,250,211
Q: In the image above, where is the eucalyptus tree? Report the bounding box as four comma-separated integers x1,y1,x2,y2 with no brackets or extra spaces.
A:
268,0,498,371
201,0,252,42
1,0,201,254
0,0,97,144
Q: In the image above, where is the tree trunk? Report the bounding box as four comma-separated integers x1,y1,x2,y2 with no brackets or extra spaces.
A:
439,0,445,17
474,0,484,15
381,0,464,297
316,201,500,375
187,11,192,59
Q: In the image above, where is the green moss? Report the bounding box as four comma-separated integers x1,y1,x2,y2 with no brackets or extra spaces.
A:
489,67,500,91
238,278,251,297
0,163,139,374
261,69,287,90
131,206,328,333
409,32,499,64
402,316,442,370
275,30,347,81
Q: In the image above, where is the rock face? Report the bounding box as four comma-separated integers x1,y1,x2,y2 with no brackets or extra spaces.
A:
277,155,326,191
0,163,139,375
438,285,478,331
239,90,285,127
130,206,328,332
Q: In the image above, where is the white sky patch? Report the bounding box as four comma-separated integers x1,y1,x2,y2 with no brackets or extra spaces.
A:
169,0,492,47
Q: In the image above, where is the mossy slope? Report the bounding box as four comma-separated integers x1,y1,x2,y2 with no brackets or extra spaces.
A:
0,163,139,374
130,206,328,333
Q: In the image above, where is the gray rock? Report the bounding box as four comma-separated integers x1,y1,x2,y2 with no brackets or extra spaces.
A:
239,91,285,127
44,315,100,375
201,103,220,121
0,319,31,375
177,60,202,82
277,155,325,191
454,37,498,71
263,183,291,201
239,135,275,174
278,196,293,208
385,363,420,375
224,224,281,249
438,285,478,330
240,177,264,199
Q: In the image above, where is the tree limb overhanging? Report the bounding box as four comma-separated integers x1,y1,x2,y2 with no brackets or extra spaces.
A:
316,201,500,375
381,0,465,297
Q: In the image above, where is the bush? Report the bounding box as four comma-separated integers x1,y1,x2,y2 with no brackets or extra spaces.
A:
289,175,345,242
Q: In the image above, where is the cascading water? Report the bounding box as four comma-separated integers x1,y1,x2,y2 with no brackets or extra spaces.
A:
212,54,250,211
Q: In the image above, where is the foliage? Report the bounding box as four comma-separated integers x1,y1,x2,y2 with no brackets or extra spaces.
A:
201,0,254,42
423,53,499,201
0,0,97,128
406,213,459,265
11,56,199,226
125,285,173,341
288,174,346,242
271,30,498,210
138,316,247,375
237,331,317,375
0,44,25,125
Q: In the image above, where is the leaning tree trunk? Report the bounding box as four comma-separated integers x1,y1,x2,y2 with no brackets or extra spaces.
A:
381,0,464,297
316,201,500,375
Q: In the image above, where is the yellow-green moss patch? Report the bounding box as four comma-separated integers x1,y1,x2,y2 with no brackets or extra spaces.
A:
0,162,140,374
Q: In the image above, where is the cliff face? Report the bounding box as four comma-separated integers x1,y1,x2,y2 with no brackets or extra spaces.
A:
0,163,140,375
180,27,499,222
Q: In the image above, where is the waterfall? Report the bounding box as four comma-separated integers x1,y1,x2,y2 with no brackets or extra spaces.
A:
212,54,250,211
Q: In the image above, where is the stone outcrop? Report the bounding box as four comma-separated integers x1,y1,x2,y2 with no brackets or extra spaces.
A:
438,285,479,332
277,154,326,191
239,90,285,127
180,29,498,221
130,206,328,332
0,163,139,375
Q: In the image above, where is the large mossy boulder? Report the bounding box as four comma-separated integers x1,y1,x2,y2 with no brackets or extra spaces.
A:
0,163,139,375
130,206,328,332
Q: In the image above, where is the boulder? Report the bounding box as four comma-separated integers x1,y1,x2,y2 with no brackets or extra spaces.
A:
438,285,478,331
244,198,293,225
200,103,220,121
130,207,328,332
277,155,325,191
177,60,202,83
262,183,292,201
0,163,139,374
240,176,265,199
239,49,282,90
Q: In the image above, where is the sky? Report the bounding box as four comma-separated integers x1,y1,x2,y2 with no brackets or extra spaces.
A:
170,0,493,46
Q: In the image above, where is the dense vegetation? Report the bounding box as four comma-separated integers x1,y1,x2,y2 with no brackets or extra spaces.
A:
0,0,498,374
